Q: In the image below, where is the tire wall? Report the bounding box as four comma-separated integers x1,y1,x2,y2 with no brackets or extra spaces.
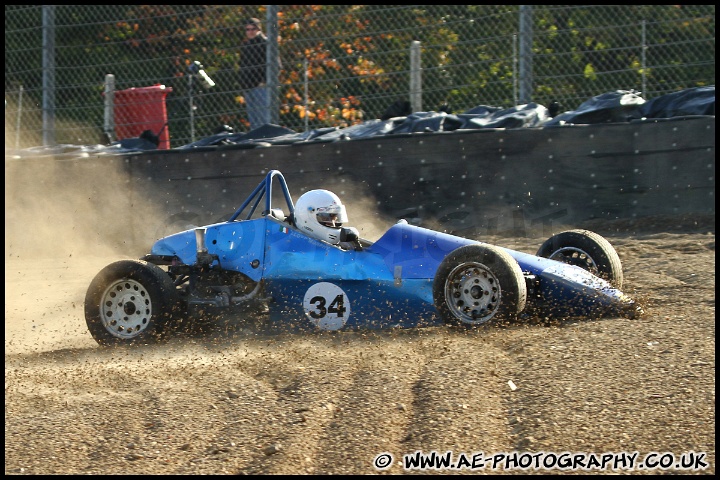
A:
6,116,714,251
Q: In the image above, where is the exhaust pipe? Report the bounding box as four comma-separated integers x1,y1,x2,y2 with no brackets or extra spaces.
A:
195,228,214,265
195,227,207,253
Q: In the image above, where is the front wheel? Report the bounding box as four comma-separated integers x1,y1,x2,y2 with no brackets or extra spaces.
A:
84,260,181,346
433,244,527,327
536,229,623,289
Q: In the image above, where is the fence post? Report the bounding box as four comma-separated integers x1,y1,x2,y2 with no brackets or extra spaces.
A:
410,40,422,112
104,74,115,143
512,34,518,105
266,6,280,125
189,74,195,141
518,5,533,104
641,19,647,98
42,5,56,146
303,57,309,133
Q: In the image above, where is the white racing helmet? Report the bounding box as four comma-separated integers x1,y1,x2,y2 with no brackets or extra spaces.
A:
294,189,348,244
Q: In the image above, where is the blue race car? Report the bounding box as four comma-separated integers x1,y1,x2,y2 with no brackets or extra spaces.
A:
84,169,641,346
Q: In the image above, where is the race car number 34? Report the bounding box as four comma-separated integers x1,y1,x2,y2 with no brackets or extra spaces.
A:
303,282,350,331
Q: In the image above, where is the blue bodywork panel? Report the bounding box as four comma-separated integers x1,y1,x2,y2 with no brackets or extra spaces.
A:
150,170,635,331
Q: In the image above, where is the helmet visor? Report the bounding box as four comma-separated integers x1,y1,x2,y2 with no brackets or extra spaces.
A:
316,205,348,227
317,212,341,227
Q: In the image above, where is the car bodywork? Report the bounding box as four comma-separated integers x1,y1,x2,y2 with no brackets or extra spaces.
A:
85,170,640,345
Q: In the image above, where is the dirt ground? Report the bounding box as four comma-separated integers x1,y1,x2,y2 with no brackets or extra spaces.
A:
4,155,715,474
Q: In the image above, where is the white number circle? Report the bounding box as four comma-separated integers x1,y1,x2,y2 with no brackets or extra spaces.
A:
303,282,350,331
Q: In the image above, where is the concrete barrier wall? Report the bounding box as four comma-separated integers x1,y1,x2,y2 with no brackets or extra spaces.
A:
6,116,714,250
128,116,714,237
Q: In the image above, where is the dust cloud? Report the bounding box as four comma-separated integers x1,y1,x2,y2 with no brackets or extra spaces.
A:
320,176,397,242
3,138,396,355
5,152,168,259
4,130,173,353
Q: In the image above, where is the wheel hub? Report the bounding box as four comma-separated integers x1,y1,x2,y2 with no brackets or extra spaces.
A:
446,263,500,324
100,279,152,339
123,301,137,315
469,284,484,299
549,247,598,273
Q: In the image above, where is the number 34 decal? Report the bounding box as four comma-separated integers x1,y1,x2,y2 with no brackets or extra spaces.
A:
303,282,351,331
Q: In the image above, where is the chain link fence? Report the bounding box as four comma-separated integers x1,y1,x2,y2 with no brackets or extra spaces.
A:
5,5,715,149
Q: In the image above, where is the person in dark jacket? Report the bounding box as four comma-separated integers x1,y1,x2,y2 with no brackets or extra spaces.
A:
239,18,269,129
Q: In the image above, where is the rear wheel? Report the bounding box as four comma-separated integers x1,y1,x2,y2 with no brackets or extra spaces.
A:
84,260,181,346
536,229,623,288
433,244,527,327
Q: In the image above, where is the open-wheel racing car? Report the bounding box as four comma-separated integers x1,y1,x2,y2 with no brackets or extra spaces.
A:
85,169,641,346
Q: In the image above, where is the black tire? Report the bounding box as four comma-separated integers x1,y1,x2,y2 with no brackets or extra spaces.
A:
536,229,623,289
84,260,181,346
433,244,527,327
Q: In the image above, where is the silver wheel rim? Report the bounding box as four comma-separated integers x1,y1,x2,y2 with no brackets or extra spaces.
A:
445,261,501,325
548,247,598,273
100,279,153,339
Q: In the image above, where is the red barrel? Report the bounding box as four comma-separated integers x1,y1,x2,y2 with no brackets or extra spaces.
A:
114,85,172,149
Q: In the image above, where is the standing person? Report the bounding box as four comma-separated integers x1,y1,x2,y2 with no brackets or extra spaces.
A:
239,17,270,129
